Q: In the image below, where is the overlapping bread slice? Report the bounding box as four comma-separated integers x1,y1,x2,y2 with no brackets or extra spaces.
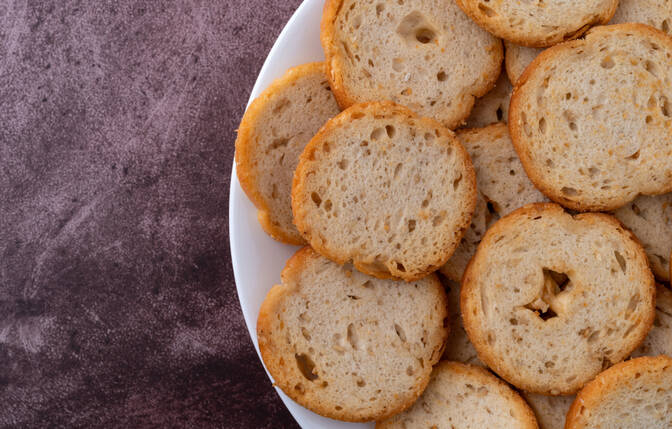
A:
565,355,672,428
613,193,672,282
440,123,547,282
464,72,512,128
509,24,672,211
506,0,672,84
455,0,617,47
462,203,656,395
321,0,502,129
292,102,476,281
376,361,539,429
257,247,448,422
235,62,340,244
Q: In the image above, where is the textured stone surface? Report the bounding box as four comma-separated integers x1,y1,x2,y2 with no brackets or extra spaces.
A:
0,1,300,427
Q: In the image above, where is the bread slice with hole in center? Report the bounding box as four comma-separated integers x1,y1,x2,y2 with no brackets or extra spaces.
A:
524,283,672,429
509,24,672,212
565,355,672,428
613,193,672,282
321,0,502,129
257,247,449,422
461,203,655,395
376,361,539,429
235,62,340,244
292,101,477,281
455,0,617,48
505,0,672,84
440,123,548,282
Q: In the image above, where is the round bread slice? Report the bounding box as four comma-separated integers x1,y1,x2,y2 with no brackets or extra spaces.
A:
455,0,617,48
440,123,548,282
376,361,539,429
292,102,477,281
257,247,449,422
442,276,481,365
235,62,340,244
509,24,672,212
462,203,656,395
505,0,672,84
523,283,672,429
464,72,512,128
613,193,672,282
565,355,672,428
321,0,502,129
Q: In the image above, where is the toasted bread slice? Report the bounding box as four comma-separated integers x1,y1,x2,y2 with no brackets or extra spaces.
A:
321,0,502,129
440,123,548,281
565,356,672,428
292,102,477,281
509,24,672,212
377,361,539,429
455,0,617,47
462,203,655,395
257,247,448,422
235,62,340,244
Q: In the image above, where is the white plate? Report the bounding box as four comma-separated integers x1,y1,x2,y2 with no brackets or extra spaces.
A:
229,1,373,428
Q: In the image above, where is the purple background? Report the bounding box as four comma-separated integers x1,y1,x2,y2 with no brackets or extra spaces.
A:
1,1,301,427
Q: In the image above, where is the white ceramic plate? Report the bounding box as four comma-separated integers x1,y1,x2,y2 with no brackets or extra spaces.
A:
229,1,373,427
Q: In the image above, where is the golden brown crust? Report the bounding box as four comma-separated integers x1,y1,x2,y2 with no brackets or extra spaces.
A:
235,62,330,245
257,246,448,422
509,24,672,212
455,0,618,48
461,203,656,394
291,101,477,281
564,355,672,428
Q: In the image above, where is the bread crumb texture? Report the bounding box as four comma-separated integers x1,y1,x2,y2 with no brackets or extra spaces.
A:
509,24,672,212
292,102,476,281
321,0,502,129
257,247,448,422
565,355,672,428
376,361,539,429
461,203,655,395
235,62,340,244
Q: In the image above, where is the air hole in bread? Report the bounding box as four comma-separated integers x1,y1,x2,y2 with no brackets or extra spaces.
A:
663,19,670,34
644,60,658,77
295,353,318,381
357,378,366,387
271,184,278,199
362,280,372,288
661,96,671,117
270,137,289,150
301,327,311,341
337,159,348,170
347,323,359,350
408,219,416,232
375,3,384,16
453,174,462,190
311,192,322,207
395,262,406,272
406,366,414,376
496,106,503,121
432,212,446,226
335,405,343,411
601,56,615,69
415,28,436,44
645,115,653,124
565,92,572,100
545,361,555,368
538,117,547,134
294,383,304,394
589,79,596,85
614,250,627,273
394,323,407,342
423,132,434,141
477,2,496,17
436,71,447,82
561,186,578,196
385,125,396,138
626,150,640,161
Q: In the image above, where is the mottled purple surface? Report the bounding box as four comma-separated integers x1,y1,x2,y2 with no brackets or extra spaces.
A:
0,1,301,427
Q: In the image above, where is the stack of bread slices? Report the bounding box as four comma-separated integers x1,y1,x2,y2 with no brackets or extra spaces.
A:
236,1,672,427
